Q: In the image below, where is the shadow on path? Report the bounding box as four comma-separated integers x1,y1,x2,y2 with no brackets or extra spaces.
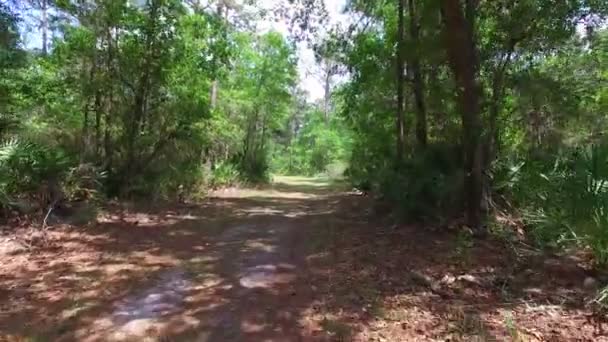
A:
1,176,598,341
0,176,351,341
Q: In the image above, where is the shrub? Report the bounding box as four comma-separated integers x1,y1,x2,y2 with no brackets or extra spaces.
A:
495,143,608,264
385,145,463,221
210,162,241,188
347,142,463,222
239,151,270,183
0,139,70,197
0,138,75,218
63,163,106,202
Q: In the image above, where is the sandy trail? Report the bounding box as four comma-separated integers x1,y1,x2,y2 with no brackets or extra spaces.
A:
0,176,343,341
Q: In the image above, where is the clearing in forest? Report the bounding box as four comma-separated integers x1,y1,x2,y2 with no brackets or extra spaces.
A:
0,176,605,341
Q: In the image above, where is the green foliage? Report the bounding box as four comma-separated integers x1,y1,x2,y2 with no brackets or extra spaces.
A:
369,144,463,221
328,0,608,261
0,139,70,192
209,162,241,188
272,109,350,177
495,143,608,263
2,0,608,266
0,138,73,215
63,163,106,202
2,0,299,208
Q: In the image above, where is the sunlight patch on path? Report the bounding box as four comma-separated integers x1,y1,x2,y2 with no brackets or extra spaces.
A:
212,188,318,200
211,175,341,200
112,269,191,323
272,175,334,187
88,268,195,341
239,264,297,289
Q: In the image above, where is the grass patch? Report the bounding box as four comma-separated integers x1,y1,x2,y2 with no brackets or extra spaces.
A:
320,318,352,341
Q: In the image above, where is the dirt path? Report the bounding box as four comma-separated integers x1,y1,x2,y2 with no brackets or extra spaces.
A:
0,176,349,341
1,176,606,341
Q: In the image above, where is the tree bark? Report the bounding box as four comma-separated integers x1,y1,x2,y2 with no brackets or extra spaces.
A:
209,2,225,109
210,80,218,109
81,57,97,162
323,66,331,124
408,0,427,148
124,2,158,187
94,90,102,158
104,26,114,169
441,0,483,230
41,0,48,55
395,0,406,164
486,48,514,166
81,100,90,162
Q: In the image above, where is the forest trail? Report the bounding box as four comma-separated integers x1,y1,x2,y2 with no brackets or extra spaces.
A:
0,176,358,341
95,175,340,341
0,176,604,341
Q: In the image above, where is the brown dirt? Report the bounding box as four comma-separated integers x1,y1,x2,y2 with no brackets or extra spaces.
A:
0,176,606,341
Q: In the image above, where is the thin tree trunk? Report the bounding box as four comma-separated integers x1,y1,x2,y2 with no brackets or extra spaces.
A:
93,41,102,158
125,2,157,183
81,58,97,162
41,0,48,55
104,102,112,167
260,114,267,152
81,101,90,162
210,80,218,109
94,91,102,158
209,2,225,109
408,0,427,148
104,26,114,169
487,50,514,165
395,0,406,164
323,65,331,124
441,0,483,230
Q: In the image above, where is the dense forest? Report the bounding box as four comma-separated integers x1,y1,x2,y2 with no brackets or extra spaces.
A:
3,0,607,258
2,0,608,340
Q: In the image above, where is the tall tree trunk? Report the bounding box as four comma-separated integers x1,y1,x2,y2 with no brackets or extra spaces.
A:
408,0,427,148
104,26,114,169
104,102,112,167
125,2,158,185
395,0,406,164
323,65,332,124
94,90,102,158
486,49,514,166
210,80,218,109
81,101,90,162
41,0,48,55
81,58,97,162
209,2,225,109
441,0,483,230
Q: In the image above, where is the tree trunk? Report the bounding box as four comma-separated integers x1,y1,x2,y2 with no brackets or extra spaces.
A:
209,2,225,109
210,80,218,109
41,0,48,55
486,49,514,166
104,26,114,169
487,70,502,164
323,65,332,124
94,92,102,158
125,2,158,184
441,0,483,230
395,0,406,164
408,0,427,148
81,58,97,162
81,101,90,163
